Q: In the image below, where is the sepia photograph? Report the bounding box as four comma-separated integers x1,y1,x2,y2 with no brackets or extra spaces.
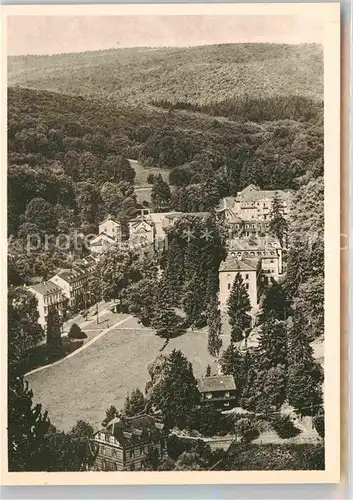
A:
1,3,341,485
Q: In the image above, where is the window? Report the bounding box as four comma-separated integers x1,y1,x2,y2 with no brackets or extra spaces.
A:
225,392,230,398
228,283,231,290
245,283,249,290
140,446,144,455
245,274,249,280
129,449,135,459
206,393,212,399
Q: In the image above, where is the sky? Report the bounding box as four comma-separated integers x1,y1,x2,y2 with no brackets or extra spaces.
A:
7,15,323,56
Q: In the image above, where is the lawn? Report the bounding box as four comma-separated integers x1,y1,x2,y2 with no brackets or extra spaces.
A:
25,315,220,432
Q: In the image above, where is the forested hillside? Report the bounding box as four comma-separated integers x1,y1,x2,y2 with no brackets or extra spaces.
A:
7,42,324,285
8,44,323,107
8,85,323,233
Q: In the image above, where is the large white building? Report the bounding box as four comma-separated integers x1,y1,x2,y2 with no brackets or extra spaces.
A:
218,185,294,223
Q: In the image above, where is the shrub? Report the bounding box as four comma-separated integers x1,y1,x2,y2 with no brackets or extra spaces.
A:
68,323,87,340
236,418,260,443
147,173,155,184
271,415,301,439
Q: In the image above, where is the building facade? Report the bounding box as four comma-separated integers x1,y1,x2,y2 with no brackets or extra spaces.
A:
231,184,293,222
92,415,168,471
98,216,121,240
27,281,66,328
50,268,89,311
197,375,237,409
227,235,283,279
219,257,259,310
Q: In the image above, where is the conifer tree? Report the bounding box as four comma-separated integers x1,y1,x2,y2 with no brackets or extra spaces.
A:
102,405,117,426
151,274,180,338
151,174,171,212
256,315,288,369
207,300,222,358
148,349,200,429
46,308,62,359
261,278,290,321
124,388,146,417
286,312,323,416
227,272,251,342
268,193,288,247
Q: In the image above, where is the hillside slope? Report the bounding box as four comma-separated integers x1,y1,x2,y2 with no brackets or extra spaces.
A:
8,43,323,105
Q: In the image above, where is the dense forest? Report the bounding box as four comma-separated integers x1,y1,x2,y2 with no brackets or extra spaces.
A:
8,44,323,105
7,42,323,284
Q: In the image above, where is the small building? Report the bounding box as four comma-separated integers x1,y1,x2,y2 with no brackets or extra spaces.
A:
92,415,168,471
197,375,237,409
27,281,65,328
98,216,121,240
89,232,116,255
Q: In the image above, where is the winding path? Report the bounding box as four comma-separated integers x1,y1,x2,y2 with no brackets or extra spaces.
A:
25,315,132,377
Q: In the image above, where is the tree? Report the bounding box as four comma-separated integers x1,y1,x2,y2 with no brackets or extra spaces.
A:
8,377,52,471
207,300,222,358
123,277,158,326
123,388,146,417
8,377,96,471
150,275,181,338
25,197,58,235
151,174,171,212
8,287,44,377
268,193,288,247
235,418,260,443
141,447,161,470
313,414,325,438
70,420,94,439
147,173,155,184
46,308,63,359
271,415,301,439
261,279,290,321
148,350,200,429
91,247,142,302
286,313,323,416
227,273,251,343
205,364,211,377
68,323,87,340
256,316,288,369
102,405,117,427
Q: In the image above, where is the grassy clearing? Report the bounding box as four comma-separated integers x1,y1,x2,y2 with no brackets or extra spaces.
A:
25,316,218,432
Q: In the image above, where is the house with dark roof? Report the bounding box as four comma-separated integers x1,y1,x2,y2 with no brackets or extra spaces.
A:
92,415,168,471
197,375,237,409
27,281,65,328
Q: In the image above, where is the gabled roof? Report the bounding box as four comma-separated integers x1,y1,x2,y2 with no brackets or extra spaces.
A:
89,232,115,246
94,414,165,447
219,257,258,272
99,215,120,226
28,281,62,296
216,197,236,212
54,268,87,284
236,186,294,203
197,375,236,393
